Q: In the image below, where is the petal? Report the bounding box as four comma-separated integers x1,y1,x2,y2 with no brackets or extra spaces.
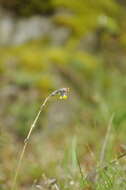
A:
59,96,63,99
62,95,67,99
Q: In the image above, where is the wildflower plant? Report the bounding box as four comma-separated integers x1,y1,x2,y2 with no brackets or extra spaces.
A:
12,88,69,190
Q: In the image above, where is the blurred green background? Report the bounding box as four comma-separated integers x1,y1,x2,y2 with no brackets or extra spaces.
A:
0,0,126,189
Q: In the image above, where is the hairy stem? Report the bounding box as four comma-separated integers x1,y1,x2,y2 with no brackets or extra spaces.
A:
12,94,52,190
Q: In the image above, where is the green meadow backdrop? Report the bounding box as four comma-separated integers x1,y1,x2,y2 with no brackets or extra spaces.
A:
0,0,126,189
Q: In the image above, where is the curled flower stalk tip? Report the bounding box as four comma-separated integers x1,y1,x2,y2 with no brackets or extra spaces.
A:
51,88,69,100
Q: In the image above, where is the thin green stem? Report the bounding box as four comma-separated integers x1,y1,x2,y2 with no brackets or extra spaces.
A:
11,94,51,190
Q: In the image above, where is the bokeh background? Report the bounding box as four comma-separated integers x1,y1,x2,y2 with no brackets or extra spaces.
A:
0,0,126,189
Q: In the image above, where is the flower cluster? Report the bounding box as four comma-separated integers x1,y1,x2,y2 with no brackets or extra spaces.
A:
51,88,69,100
